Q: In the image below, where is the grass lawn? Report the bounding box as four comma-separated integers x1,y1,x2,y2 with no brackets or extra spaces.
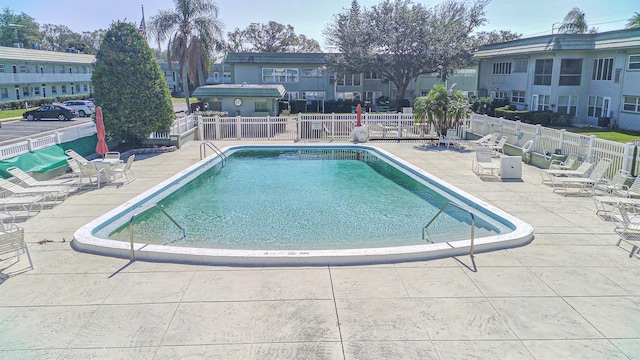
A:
171,96,198,104
0,107,37,120
562,127,640,143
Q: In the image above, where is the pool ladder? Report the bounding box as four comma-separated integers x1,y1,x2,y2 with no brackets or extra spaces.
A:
129,204,186,260
422,202,476,258
200,141,226,165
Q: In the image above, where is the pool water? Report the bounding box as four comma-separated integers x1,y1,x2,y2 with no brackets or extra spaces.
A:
108,149,505,250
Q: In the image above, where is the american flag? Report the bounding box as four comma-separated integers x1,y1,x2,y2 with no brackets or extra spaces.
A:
139,5,147,42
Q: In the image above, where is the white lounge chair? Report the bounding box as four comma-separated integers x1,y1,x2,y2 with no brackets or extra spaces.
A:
550,158,612,196
541,161,593,184
490,136,508,156
439,129,464,150
64,149,89,165
612,203,640,257
472,146,500,178
0,195,46,217
470,133,498,148
612,175,640,198
0,177,72,203
7,166,79,188
0,223,32,274
592,169,629,196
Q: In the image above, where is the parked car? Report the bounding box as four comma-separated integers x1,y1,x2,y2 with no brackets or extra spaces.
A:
23,104,76,121
62,100,95,117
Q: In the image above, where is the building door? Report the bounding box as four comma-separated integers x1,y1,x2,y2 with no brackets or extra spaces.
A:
531,94,539,111
602,97,610,117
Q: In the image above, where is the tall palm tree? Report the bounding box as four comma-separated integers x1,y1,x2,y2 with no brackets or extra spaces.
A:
558,7,597,34
149,0,224,112
626,12,640,29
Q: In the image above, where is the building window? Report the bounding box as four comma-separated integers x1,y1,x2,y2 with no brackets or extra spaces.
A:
19,65,27,73
629,54,640,70
262,68,298,83
559,59,582,86
587,95,607,117
492,62,511,75
61,85,67,94
363,71,379,79
51,86,57,94
34,87,40,96
511,90,525,103
83,84,88,92
336,92,361,101
536,94,550,111
22,87,29,96
363,91,382,102
75,84,80,93
491,90,508,100
0,88,8,99
336,71,361,86
302,68,325,77
284,92,298,101
557,95,578,115
303,91,325,100
255,102,268,112
513,59,528,73
592,58,613,80
0,64,5,73
213,72,219,81
623,96,640,113
534,59,553,85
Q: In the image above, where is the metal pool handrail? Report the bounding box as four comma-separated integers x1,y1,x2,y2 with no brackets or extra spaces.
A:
200,141,226,165
129,204,186,260
422,202,476,258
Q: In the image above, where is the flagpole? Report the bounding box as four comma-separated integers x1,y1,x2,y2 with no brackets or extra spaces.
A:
141,4,147,42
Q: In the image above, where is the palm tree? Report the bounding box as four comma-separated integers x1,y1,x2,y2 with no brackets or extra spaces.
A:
149,0,224,112
558,7,597,34
413,84,471,136
626,12,640,29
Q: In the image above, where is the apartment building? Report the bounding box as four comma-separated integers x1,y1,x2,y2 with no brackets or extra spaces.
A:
475,27,640,130
0,45,94,102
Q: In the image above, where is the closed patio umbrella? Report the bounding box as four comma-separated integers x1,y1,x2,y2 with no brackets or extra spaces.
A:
356,103,362,127
95,106,109,156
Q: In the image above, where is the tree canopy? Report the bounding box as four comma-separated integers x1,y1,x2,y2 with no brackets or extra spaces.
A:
92,21,174,147
323,0,489,106
148,0,224,111
626,12,640,29
413,84,470,135
227,21,321,53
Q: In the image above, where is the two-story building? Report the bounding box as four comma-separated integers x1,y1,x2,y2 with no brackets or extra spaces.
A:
0,45,95,102
475,28,640,130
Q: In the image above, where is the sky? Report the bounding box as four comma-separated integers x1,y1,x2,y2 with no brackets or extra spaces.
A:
4,0,639,50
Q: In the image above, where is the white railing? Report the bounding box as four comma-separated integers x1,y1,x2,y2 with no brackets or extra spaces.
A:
149,114,197,139
0,123,96,161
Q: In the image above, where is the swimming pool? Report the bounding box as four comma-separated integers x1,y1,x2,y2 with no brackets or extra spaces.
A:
73,144,534,265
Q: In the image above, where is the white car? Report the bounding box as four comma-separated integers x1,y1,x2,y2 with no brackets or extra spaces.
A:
62,100,95,117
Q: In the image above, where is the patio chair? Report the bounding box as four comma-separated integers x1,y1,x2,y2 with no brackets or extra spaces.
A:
104,151,123,164
439,129,463,150
490,136,508,156
7,166,79,188
592,169,630,196
472,146,500,178
110,154,136,183
470,133,498,148
612,203,640,257
540,161,593,184
74,160,109,188
549,153,578,170
612,175,640,198
550,158,612,196
0,223,32,274
64,149,89,165
0,177,72,203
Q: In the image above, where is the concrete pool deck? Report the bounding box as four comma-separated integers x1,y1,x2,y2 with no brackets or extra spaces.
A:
0,141,639,359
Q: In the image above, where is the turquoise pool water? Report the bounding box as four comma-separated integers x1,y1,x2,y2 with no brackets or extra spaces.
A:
107,149,507,250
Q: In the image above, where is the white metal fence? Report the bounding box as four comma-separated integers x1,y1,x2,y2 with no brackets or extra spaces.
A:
149,114,197,139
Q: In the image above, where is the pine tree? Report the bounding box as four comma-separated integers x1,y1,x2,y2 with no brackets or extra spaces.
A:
91,21,174,147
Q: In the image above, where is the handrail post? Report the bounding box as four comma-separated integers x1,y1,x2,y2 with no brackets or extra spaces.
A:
129,204,186,260
423,202,476,258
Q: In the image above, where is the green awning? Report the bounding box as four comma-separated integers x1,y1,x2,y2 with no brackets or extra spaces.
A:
192,84,286,98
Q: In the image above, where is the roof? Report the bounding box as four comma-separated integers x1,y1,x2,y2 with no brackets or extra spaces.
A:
0,46,95,64
225,52,327,65
192,84,286,98
475,27,640,58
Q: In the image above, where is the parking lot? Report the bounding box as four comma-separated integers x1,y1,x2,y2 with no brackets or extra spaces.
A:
0,117,94,145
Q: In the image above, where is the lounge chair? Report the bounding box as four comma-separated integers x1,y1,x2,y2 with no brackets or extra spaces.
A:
0,195,46,217
64,149,89,165
7,166,79,188
612,175,640,198
110,154,135,183
470,133,498,148
592,169,629,196
472,146,500,178
0,222,32,274
0,177,72,203
612,203,640,257
540,161,593,184
490,136,508,156
550,158,612,196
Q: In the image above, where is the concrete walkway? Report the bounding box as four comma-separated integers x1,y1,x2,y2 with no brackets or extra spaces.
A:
0,141,638,359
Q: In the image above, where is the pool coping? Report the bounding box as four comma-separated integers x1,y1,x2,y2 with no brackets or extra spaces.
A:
72,144,534,266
